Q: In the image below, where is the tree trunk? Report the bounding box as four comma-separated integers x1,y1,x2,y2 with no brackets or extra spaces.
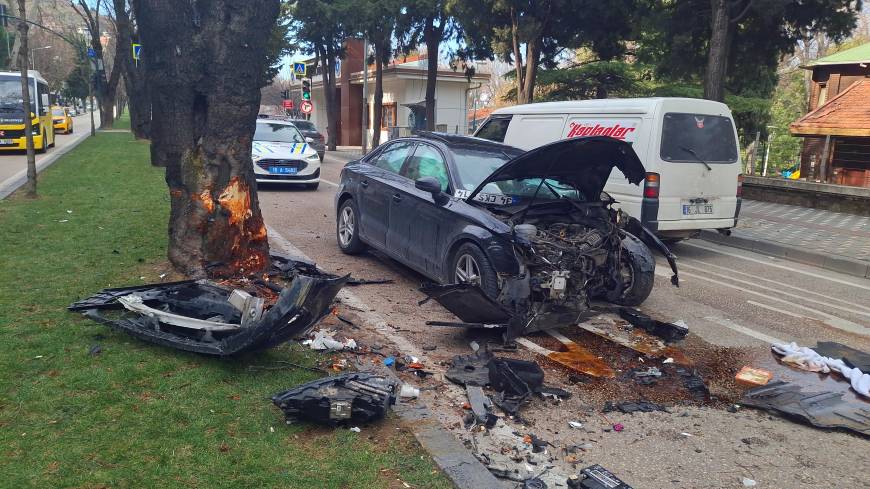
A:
113,0,151,139
16,0,36,198
371,41,384,147
509,7,527,104
132,0,278,278
704,0,730,102
519,39,539,104
423,17,442,131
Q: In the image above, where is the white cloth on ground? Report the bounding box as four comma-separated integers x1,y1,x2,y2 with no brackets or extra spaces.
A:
772,342,870,398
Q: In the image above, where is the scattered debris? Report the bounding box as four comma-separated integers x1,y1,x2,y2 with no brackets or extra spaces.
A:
663,357,674,364
69,255,348,356
349,426,361,433
814,341,870,372
88,344,102,356
618,308,689,343
571,464,635,488
488,357,545,415
466,385,494,424
399,384,420,398
303,330,357,351
740,381,869,436
741,477,757,487
271,373,397,426
568,421,583,429
345,277,394,286
735,366,773,387
773,342,869,397
603,400,669,414
523,477,547,488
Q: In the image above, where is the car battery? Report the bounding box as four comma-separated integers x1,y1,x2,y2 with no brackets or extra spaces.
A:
567,464,634,489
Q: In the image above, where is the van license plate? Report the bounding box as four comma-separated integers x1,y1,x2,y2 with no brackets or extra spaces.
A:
0,139,13,145
682,203,713,215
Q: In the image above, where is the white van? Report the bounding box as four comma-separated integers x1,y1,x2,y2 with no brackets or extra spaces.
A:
474,98,743,240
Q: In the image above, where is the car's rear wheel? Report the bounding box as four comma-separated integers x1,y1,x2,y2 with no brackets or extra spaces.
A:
450,243,499,298
337,199,366,254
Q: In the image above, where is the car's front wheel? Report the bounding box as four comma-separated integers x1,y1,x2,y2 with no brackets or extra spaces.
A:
337,198,366,254
450,243,499,298
605,236,655,306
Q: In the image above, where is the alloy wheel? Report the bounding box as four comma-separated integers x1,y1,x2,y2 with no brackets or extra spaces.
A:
338,205,355,247
455,253,481,286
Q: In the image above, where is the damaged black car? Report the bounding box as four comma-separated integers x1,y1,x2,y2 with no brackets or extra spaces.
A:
335,133,678,335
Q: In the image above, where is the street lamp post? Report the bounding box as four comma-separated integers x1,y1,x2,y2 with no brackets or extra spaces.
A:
30,45,51,70
762,125,776,177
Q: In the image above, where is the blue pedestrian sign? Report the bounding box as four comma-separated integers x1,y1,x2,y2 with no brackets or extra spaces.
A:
132,43,141,60
87,47,96,58
293,62,306,77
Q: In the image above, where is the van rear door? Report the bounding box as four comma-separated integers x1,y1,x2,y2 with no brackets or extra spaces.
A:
656,112,740,225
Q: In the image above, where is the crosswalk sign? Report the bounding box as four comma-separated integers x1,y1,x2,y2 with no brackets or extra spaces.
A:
132,43,141,60
293,62,306,77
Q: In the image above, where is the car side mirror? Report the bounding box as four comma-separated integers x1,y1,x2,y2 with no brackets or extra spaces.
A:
305,137,315,143
415,176,442,196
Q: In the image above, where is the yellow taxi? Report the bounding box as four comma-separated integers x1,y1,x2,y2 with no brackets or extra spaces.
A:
51,106,73,134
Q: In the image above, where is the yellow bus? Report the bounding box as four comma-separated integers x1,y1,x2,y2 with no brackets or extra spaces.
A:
0,70,55,152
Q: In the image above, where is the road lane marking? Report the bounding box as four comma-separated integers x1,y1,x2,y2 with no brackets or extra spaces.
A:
678,262,870,320
702,316,786,345
516,337,552,356
682,257,870,314
679,269,870,337
746,300,810,320
683,241,870,291
654,267,685,282
320,178,339,187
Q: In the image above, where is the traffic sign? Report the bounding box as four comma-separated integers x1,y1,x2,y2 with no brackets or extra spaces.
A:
300,100,313,114
282,99,293,109
293,62,306,76
87,47,96,58
132,43,141,60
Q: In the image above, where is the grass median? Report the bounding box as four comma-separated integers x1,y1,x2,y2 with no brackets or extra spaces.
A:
0,131,451,488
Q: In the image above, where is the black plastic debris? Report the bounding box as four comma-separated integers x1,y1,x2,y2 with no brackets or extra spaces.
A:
603,400,669,414
523,477,547,489
569,464,635,489
271,373,397,426
814,341,870,372
419,283,512,325
740,380,869,437
445,350,494,387
618,308,688,343
676,366,710,400
69,258,348,356
466,385,494,424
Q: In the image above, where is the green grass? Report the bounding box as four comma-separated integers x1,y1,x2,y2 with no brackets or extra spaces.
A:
0,133,451,488
111,109,130,130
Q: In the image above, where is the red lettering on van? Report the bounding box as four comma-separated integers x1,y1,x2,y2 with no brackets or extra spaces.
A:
567,122,635,141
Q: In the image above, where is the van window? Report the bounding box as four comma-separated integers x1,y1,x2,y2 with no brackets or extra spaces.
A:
475,116,511,142
660,113,738,164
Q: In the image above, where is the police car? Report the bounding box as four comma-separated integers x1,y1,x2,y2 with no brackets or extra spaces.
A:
252,119,321,189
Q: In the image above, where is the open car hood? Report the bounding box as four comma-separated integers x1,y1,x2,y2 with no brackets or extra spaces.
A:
465,136,647,203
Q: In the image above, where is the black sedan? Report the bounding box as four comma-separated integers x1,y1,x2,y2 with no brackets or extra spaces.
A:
334,133,678,336
288,119,325,161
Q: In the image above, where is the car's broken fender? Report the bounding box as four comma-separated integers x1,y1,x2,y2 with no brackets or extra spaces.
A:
625,216,679,287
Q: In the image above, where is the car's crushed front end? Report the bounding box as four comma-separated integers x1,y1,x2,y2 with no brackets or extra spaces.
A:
423,137,679,338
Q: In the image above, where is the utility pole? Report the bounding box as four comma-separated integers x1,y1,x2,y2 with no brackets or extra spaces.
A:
16,0,36,197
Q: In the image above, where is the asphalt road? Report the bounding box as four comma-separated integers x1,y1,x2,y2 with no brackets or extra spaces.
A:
259,151,869,489
0,112,97,188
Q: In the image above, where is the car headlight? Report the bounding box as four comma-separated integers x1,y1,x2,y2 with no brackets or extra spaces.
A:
306,153,320,160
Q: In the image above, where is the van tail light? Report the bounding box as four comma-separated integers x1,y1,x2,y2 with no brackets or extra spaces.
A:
643,172,660,199
736,174,744,197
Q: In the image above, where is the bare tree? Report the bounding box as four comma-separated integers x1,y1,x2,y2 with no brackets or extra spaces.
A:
70,0,121,128
16,0,37,197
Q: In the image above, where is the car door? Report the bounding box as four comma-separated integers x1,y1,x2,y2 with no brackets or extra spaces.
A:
387,142,452,277
355,140,416,250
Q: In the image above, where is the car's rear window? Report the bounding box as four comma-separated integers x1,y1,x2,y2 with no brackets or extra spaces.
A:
660,113,738,163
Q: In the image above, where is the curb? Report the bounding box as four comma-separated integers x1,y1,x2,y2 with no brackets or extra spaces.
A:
699,230,870,279
0,128,96,200
266,227,506,489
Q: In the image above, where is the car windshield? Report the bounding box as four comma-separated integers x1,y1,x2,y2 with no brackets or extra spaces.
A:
52,108,65,116
660,113,738,163
254,123,305,143
452,146,524,191
292,120,316,131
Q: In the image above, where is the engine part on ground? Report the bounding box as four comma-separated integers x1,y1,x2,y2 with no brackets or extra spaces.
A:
618,308,689,343
740,380,869,437
603,400,669,414
568,464,635,489
271,373,397,426
69,257,348,356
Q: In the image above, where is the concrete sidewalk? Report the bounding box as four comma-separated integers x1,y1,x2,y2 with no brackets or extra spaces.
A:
701,199,870,278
